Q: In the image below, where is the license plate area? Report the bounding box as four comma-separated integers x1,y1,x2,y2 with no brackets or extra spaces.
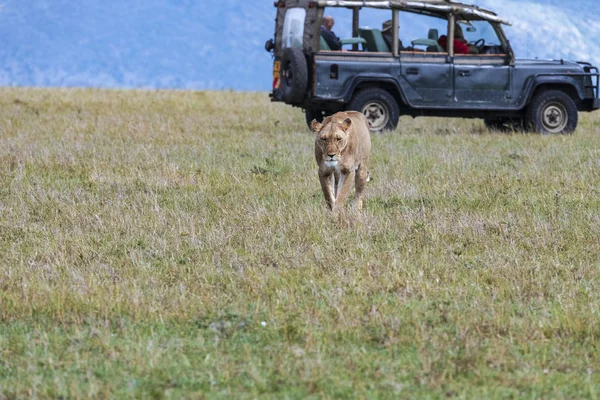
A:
272,61,281,89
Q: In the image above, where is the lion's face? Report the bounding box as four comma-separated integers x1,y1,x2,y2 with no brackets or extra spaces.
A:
311,117,352,166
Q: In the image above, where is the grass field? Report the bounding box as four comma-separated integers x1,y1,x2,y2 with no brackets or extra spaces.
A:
1,87,600,399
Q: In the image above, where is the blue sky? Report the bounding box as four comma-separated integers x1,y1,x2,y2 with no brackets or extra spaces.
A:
0,0,598,92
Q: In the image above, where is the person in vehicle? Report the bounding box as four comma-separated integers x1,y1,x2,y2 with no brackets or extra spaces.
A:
321,16,342,50
381,19,407,51
438,24,476,54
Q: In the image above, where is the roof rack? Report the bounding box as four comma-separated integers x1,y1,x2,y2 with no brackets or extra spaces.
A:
315,0,512,25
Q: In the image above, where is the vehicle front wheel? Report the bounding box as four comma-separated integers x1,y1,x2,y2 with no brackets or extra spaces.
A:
347,88,399,133
525,90,578,134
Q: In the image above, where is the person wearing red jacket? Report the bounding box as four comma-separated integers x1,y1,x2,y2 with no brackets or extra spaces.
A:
438,24,476,54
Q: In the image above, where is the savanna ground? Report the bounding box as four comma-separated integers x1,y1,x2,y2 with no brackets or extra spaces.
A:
1,87,600,399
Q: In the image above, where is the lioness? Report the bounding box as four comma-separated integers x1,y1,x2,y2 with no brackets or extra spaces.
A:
311,111,371,211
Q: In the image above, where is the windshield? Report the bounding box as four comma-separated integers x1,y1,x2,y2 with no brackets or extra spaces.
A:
282,8,306,49
459,20,501,46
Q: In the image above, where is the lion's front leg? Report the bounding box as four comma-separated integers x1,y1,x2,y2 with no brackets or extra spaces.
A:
333,168,340,198
334,169,355,210
319,171,336,210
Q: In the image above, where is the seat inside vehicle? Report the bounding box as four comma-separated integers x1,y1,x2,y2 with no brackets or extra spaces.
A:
411,28,445,52
358,28,390,52
428,28,439,41
320,35,331,51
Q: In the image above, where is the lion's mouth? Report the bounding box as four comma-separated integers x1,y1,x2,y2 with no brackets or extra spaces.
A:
324,160,338,167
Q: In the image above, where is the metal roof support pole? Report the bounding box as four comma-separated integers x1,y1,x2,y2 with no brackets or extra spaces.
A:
352,7,360,51
392,9,399,56
448,13,455,57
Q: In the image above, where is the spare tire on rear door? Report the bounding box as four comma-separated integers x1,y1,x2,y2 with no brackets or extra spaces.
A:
279,47,308,104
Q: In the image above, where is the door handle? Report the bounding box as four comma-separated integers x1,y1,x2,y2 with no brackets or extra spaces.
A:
458,70,471,76
406,67,419,75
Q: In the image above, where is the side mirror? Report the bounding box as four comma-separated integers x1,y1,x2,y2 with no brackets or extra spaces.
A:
265,39,275,52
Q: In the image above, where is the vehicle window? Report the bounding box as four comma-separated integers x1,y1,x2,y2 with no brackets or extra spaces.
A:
323,7,392,53
282,8,306,49
400,11,448,52
322,7,391,40
459,20,501,47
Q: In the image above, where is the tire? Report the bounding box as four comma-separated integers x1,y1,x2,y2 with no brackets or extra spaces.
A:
346,88,399,133
279,47,308,104
304,108,331,129
525,90,578,134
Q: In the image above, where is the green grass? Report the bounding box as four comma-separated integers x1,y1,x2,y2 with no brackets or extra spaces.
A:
1,87,600,398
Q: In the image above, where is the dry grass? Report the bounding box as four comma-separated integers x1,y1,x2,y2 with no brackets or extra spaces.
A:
1,87,600,398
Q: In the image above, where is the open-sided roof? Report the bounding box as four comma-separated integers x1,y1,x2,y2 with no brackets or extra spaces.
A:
316,0,511,25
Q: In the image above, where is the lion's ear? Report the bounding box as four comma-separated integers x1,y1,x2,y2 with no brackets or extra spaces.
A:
341,118,352,131
310,119,322,133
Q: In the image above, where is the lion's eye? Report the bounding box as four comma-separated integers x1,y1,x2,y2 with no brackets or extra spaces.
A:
321,138,327,142
336,137,342,141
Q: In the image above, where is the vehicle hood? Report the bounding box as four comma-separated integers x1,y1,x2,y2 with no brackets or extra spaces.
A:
515,58,584,69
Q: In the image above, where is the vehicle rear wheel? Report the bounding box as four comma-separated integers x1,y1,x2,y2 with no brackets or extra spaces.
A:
279,47,308,104
347,88,399,133
304,108,331,129
525,90,578,134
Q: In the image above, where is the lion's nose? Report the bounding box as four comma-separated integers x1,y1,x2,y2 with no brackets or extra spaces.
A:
327,153,336,158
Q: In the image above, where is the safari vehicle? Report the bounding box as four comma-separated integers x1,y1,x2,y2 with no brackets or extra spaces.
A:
264,0,599,133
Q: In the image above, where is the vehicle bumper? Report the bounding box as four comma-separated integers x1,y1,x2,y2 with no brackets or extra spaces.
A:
593,98,600,110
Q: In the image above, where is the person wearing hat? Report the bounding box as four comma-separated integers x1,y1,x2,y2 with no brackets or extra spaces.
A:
382,19,406,51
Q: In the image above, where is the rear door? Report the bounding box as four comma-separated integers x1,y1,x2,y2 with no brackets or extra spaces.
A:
397,12,453,107
400,53,453,106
